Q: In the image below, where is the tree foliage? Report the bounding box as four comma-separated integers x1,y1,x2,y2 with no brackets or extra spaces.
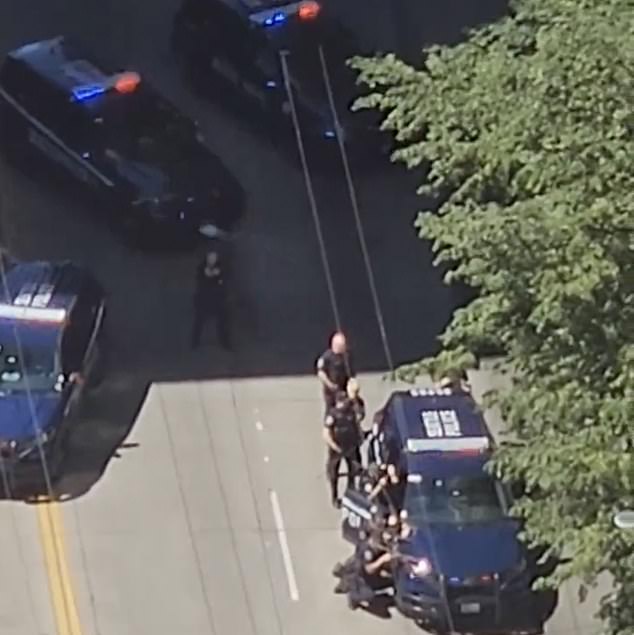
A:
351,0,634,632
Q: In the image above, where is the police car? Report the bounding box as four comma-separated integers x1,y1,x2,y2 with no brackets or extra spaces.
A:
171,0,388,164
341,389,544,634
0,261,106,489
0,37,245,244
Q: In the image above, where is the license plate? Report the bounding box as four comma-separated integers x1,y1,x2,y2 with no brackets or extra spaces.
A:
460,602,481,614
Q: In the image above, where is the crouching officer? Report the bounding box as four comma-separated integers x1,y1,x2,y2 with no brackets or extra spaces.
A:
323,390,363,508
191,249,232,350
333,515,402,610
333,511,415,610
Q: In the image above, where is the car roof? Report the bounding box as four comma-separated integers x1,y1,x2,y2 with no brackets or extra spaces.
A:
0,260,89,327
7,37,118,95
407,451,489,479
379,390,493,472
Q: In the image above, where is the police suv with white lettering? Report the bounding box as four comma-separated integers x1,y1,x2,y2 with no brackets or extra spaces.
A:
341,389,545,634
0,261,105,490
0,37,246,244
171,0,388,165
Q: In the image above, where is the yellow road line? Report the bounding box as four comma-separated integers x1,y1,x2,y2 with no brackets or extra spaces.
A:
36,500,83,635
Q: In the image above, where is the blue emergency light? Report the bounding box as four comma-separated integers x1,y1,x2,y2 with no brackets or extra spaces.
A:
70,71,141,103
72,84,106,102
252,1,320,27
264,11,286,25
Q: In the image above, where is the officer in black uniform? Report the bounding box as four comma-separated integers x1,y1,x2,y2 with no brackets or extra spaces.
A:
437,367,471,393
323,390,363,508
368,463,406,514
191,249,232,350
333,518,400,610
316,332,355,413
346,378,366,429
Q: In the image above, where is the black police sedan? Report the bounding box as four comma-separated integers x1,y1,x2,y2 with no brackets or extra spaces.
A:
171,0,389,165
0,260,106,492
0,37,246,245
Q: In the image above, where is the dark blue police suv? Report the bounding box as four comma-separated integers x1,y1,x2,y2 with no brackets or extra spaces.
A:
342,388,544,635
0,37,245,245
0,261,105,491
171,0,389,166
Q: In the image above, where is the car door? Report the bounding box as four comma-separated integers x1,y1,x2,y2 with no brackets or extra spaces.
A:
27,91,108,192
60,291,100,414
340,488,375,544
75,280,106,385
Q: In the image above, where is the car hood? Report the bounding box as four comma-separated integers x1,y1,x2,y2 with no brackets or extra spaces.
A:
106,144,245,228
403,519,523,579
0,392,61,442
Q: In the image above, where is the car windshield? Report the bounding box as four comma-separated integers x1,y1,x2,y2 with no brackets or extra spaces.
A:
0,346,58,393
266,17,359,108
405,475,509,526
95,88,198,164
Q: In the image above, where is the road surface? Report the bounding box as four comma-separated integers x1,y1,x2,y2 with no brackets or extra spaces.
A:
0,2,606,634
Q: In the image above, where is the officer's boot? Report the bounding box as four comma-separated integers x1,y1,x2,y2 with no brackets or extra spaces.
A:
330,482,341,509
332,562,345,578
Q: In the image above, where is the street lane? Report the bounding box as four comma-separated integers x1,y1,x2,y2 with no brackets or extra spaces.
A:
0,501,55,635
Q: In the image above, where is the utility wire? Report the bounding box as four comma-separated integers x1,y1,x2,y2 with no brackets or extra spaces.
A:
0,256,80,634
0,198,102,635
310,46,457,631
279,51,342,334
0,450,42,635
317,45,394,375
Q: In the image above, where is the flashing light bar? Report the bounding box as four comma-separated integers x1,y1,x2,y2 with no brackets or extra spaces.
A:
406,436,490,454
71,71,141,102
72,84,106,102
410,387,453,397
0,304,66,323
250,0,320,26
298,0,320,19
114,71,141,94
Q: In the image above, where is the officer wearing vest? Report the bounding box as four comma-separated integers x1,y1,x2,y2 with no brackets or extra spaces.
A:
323,390,363,508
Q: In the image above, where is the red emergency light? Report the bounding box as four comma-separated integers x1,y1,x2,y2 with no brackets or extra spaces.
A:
114,71,141,94
298,1,320,20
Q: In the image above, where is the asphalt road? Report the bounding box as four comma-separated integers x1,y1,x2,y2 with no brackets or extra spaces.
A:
0,2,606,634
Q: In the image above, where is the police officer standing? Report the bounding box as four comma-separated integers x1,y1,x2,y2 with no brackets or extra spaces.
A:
323,391,363,508
316,332,355,413
437,367,471,394
191,249,232,350
346,378,366,429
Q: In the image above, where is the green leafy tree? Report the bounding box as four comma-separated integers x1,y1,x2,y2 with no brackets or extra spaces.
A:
351,0,634,632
